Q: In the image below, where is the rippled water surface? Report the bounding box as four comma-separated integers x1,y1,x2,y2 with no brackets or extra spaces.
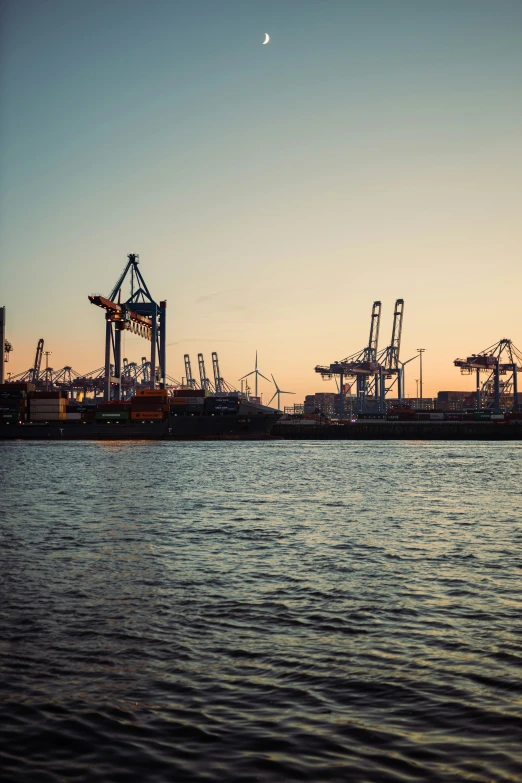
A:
1,440,522,782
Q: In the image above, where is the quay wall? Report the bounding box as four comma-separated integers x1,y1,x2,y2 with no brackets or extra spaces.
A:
272,422,522,440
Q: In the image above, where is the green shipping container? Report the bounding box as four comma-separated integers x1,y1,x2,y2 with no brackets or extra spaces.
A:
95,411,130,420
2,412,21,421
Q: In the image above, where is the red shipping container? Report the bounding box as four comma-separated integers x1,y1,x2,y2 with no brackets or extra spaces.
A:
173,389,205,398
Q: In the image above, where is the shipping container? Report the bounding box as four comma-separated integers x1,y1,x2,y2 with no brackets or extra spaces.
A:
0,382,35,392
136,388,169,397
30,413,66,421
205,397,239,414
0,390,26,399
473,412,492,420
66,413,82,420
28,397,67,408
95,404,131,412
131,411,165,420
131,405,169,414
95,411,130,420
0,400,26,411
173,389,206,398
130,395,167,402
29,400,66,413
29,391,68,399
186,397,204,405
170,398,187,405
2,412,21,421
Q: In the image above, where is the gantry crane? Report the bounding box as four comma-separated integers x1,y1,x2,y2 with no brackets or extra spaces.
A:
315,301,382,415
315,299,407,414
184,354,196,389
32,339,44,382
209,351,237,393
6,337,46,386
376,299,405,403
197,353,211,391
454,339,521,412
212,352,223,393
89,254,167,401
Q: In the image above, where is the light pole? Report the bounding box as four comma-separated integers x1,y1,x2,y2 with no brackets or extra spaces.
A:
417,348,425,405
415,379,420,400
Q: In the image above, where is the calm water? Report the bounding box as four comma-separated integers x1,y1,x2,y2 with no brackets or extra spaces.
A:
1,440,521,783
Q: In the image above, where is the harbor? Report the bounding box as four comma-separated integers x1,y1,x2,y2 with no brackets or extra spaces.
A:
1,255,521,441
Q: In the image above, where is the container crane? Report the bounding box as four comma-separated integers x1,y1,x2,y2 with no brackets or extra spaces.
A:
89,254,167,401
184,354,196,389
315,301,382,416
212,352,223,393
454,339,522,412
377,299,405,404
198,353,212,391
32,339,44,382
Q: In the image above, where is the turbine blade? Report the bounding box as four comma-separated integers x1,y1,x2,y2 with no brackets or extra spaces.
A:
258,372,270,382
281,391,295,395
238,371,255,380
268,392,277,405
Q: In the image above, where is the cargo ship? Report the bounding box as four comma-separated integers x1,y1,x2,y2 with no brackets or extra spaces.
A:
0,385,282,440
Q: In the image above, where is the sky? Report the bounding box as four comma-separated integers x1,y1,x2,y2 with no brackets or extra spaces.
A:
1,0,521,402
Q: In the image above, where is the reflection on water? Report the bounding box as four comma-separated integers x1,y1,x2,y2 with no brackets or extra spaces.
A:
1,441,522,783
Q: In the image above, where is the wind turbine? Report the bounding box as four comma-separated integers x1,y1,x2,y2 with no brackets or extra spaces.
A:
268,374,295,411
239,351,269,399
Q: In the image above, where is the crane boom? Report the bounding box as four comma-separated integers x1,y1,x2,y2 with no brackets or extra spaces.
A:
386,299,404,370
212,352,222,392
367,301,381,360
32,338,44,382
184,354,194,388
198,353,208,390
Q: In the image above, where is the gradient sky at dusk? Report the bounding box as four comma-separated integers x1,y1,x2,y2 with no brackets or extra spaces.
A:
1,0,521,401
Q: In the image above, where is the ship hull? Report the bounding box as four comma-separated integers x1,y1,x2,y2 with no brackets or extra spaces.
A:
0,413,282,441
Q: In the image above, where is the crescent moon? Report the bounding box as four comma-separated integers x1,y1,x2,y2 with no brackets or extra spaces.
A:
262,33,270,45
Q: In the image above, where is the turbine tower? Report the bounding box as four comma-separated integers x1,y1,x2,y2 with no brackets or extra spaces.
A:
239,351,269,399
268,374,295,411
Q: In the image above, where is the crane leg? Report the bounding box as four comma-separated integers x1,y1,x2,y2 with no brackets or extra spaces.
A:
494,365,501,413
150,305,157,389
159,305,166,389
114,328,122,400
104,318,112,402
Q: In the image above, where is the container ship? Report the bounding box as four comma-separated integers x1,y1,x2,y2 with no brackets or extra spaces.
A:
0,385,282,440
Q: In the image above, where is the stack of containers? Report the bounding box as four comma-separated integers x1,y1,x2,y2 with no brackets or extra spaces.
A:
29,390,67,421
170,388,206,415
95,400,131,422
205,395,240,415
0,382,33,422
130,388,170,420
66,402,94,420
